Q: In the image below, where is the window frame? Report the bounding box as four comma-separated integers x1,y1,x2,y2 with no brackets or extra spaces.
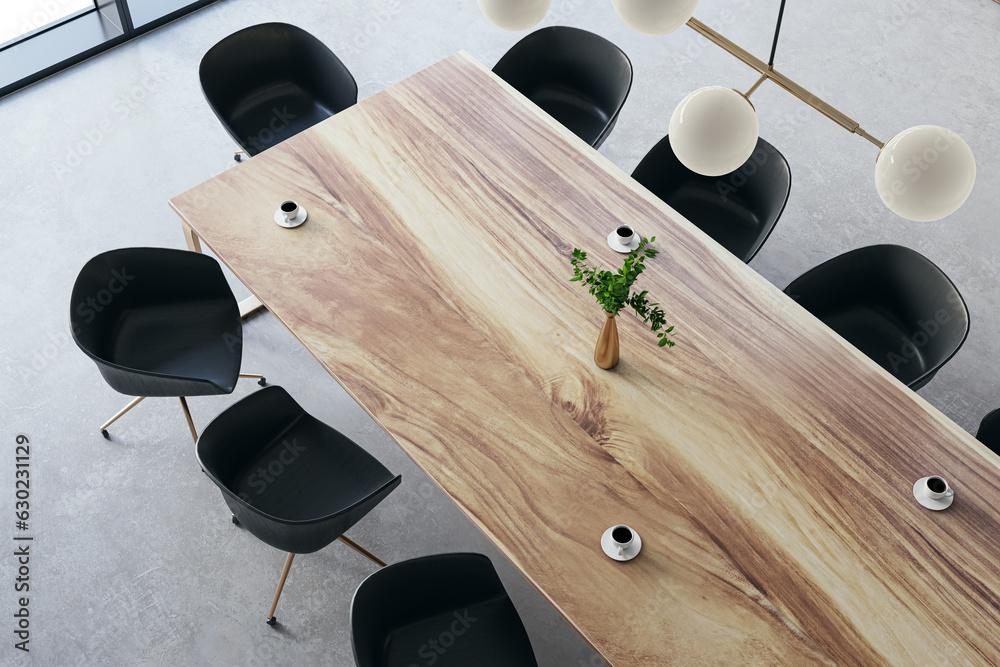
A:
0,0,223,99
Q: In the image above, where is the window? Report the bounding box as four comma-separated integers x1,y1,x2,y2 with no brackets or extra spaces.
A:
124,0,204,30
1,0,97,46
0,0,219,98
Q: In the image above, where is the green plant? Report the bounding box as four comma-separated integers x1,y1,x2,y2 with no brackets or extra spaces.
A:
570,236,676,347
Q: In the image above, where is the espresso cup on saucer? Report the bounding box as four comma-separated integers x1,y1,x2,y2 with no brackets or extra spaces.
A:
602,524,642,560
607,225,639,254
610,525,634,557
280,200,299,224
615,225,635,246
923,476,954,500
274,199,307,228
913,475,955,511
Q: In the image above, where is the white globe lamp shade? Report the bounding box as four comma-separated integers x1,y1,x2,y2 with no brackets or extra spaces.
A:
612,0,700,35
668,86,759,177
874,125,975,222
478,0,551,31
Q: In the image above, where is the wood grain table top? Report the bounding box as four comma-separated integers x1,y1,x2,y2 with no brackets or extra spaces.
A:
171,52,1000,665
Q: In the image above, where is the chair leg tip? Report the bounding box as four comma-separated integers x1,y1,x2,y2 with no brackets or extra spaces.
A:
266,616,277,626
101,429,110,439
258,378,267,386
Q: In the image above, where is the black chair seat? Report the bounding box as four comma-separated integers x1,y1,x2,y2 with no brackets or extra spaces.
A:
977,409,1000,454
816,304,933,381
632,135,791,262
107,299,240,394
493,26,631,149
785,245,969,390
382,602,528,667
351,553,537,667
200,23,358,156
529,85,611,144
71,248,242,398
230,415,391,523
665,184,764,251
227,83,338,150
198,386,400,555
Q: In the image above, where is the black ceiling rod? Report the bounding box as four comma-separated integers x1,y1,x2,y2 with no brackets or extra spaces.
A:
767,0,788,68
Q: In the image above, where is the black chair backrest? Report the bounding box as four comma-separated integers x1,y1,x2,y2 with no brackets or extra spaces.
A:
493,26,632,147
200,23,357,148
351,553,532,667
785,245,969,388
977,409,1000,454
197,386,401,554
632,135,790,262
70,248,241,396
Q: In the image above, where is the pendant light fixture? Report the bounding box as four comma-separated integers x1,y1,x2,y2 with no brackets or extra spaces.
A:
611,0,700,35
479,0,976,221
668,86,758,177
874,126,976,222
478,0,552,31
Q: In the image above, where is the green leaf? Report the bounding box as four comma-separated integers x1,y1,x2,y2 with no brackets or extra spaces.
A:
569,239,676,350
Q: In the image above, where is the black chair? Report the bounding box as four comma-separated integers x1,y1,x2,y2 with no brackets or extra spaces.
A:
200,22,358,160
493,26,632,149
784,245,969,390
977,409,1000,454
197,385,401,626
632,135,791,263
351,553,538,667
71,248,265,441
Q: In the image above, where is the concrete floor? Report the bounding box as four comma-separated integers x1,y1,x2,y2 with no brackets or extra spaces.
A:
0,0,998,664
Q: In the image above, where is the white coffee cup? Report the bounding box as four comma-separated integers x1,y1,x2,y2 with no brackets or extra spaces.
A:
279,200,299,224
923,476,954,500
610,524,634,557
615,225,634,246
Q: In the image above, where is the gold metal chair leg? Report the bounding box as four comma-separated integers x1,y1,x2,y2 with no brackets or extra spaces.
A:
179,397,197,442
238,372,267,386
338,535,387,567
100,396,146,438
266,552,295,625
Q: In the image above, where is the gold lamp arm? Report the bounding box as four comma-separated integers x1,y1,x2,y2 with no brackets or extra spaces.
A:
685,12,886,149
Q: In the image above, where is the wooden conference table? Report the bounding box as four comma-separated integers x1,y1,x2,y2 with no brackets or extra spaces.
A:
171,53,1000,665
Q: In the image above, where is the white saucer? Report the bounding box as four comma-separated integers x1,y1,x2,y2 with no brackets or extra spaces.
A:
607,231,639,254
274,207,308,228
913,478,954,511
601,527,642,562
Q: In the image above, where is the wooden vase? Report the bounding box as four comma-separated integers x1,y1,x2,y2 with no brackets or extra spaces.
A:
594,311,620,370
